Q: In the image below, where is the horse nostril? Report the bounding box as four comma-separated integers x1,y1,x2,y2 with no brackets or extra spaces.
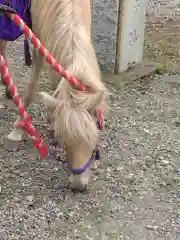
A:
70,184,88,193
80,184,88,193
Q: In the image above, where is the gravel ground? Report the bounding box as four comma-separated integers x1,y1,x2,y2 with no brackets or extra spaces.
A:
0,2,180,240
145,0,180,72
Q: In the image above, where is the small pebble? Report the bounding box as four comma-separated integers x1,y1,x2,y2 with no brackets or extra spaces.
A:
161,160,169,165
26,195,34,202
146,225,159,230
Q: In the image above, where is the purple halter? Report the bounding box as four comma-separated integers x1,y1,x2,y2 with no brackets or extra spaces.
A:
59,117,102,175
66,147,100,175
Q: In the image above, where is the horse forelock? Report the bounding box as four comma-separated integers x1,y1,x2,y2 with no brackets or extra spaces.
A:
53,80,103,149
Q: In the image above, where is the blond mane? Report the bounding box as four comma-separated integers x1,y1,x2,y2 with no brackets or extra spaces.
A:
31,0,108,148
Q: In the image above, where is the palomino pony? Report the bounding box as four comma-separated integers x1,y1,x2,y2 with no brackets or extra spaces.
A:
0,0,108,191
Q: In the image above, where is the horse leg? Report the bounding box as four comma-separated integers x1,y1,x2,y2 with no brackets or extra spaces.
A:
0,40,8,116
0,40,12,98
4,51,43,151
82,0,92,37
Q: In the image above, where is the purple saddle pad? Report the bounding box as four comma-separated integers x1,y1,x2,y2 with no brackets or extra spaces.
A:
0,0,32,41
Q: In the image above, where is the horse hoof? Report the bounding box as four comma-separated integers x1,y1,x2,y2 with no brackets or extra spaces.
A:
0,105,6,117
4,137,21,152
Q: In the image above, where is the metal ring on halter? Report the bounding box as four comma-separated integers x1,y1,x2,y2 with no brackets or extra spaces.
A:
0,4,17,14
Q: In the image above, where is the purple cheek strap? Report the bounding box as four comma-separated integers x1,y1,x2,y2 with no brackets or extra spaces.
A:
24,36,32,66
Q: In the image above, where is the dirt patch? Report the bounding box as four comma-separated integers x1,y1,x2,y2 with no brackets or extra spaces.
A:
145,1,180,73
144,19,180,73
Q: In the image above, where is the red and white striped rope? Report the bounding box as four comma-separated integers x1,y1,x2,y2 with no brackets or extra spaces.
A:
6,12,104,125
6,12,88,92
6,12,104,128
0,11,104,159
0,54,48,159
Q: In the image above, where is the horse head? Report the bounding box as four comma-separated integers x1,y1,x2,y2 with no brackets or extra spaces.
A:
40,81,106,191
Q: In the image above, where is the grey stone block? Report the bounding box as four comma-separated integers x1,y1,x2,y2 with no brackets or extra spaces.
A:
103,59,157,89
92,0,119,73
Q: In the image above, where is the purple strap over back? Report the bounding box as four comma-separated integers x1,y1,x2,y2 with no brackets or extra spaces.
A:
0,0,32,41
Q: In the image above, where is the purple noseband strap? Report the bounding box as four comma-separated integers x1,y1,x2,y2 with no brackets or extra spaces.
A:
66,147,100,175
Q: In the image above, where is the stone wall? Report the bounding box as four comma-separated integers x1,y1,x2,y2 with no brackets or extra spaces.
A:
92,0,119,73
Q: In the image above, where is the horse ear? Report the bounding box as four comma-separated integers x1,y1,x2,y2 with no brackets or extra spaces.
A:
39,92,58,108
89,91,104,110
